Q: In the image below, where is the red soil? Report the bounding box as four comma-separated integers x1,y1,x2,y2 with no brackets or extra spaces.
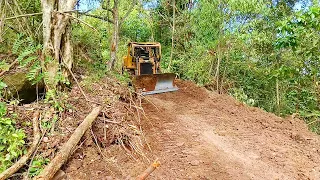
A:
65,79,320,179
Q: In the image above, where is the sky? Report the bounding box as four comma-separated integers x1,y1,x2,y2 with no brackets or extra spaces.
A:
76,0,313,12
294,0,313,11
76,0,100,12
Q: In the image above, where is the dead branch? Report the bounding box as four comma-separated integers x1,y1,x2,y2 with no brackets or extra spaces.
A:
78,12,114,24
4,12,43,20
105,119,121,124
63,62,89,102
136,159,160,180
25,128,48,180
90,128,106,159
4,10,78,20
62,13,98,32
34,107,102,180
0,53,15,59
79,48,93,62
62,60,104,106
0,111,40,180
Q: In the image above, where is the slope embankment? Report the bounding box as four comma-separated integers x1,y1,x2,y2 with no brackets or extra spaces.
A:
140,80,320,179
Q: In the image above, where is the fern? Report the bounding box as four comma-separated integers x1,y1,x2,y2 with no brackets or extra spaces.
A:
20,56,37,67
17,50,34,63
42,72,50,85
33,73,44,84
11,35,43,85
26,61,42,83
12,34,24,54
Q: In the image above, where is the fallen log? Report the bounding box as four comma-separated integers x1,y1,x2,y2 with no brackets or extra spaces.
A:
34,106,102,180
0,111,40,180
136,159,160,180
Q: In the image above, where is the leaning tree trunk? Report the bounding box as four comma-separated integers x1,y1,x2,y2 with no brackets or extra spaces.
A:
41,0,76,90
108,1,119,70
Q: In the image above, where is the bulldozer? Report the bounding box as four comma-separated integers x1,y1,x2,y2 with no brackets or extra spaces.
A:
122,42,178,95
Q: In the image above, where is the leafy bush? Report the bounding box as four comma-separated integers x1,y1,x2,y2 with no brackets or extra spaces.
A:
0,102,26,172
229,87,255,106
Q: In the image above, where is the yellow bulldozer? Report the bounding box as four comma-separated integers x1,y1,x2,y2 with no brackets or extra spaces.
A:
122,42,178,95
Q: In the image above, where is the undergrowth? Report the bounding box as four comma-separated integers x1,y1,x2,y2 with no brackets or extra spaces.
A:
28,156,50,177
0,102,26,172
0,78,27,173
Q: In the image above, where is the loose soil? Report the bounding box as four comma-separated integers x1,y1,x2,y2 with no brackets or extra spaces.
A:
65,80,320,179
140,80,320,179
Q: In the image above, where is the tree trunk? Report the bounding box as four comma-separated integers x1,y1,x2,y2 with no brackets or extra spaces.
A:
276,78,280,115
168,0,175,71
41,0,56,90
61,20,73,78
0,0,5,43
108,1,119,70
41,0,76,90
215,49,221,92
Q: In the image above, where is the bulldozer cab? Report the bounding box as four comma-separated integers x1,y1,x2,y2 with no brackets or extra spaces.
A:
123,42,161,75
123,42,178,95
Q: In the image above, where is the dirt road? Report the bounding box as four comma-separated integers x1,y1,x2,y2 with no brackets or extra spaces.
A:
65,80,320,179
141,80,320,179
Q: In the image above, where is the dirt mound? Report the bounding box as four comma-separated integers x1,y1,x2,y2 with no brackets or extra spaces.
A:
169,80,209,101
139,80,320,179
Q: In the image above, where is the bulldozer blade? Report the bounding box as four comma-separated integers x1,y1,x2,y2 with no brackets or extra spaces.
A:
133,73,178,95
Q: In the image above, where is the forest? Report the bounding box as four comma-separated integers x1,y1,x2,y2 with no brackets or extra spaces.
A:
0,0,320,179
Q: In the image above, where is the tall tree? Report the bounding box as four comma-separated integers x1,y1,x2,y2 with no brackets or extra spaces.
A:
168,0,175,71
41,0,78,90
105,0,136,69
83,0,136,69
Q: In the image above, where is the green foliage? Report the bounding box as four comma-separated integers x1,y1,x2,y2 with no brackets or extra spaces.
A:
72,15,111,66
12,34,43,84
229,88,255,106
8,0,314,134
0,81,8,93
0,0,42,53
142,0,320,133
113,71,131,85
28,157,50,177
45,89,69,112
121,8,153,42
0,61,10,72
0,102,26,172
